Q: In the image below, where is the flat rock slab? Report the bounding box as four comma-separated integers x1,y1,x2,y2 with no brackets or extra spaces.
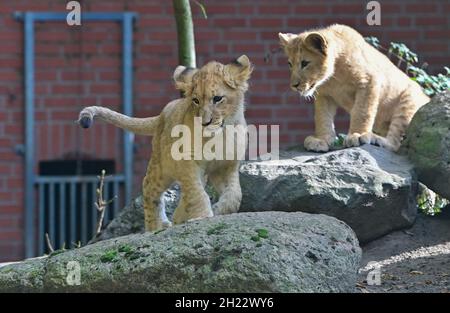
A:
402,91,450,199
240,145,418,243
0,212,361,293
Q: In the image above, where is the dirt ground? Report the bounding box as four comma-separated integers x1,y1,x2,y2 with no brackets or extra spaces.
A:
357,208,450,293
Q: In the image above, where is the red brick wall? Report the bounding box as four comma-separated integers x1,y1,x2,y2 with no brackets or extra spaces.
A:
0,0,449,261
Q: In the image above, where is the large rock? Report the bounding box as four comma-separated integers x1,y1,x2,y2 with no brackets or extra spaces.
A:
402,91,450,199
240,145,418,243
97,145,418,244
0,212,361,293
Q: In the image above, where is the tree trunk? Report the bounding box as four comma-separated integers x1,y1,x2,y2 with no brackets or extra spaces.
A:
172,0,196,68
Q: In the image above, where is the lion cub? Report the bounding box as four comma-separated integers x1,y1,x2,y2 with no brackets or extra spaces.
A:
78,55,252,231
279,24,429,152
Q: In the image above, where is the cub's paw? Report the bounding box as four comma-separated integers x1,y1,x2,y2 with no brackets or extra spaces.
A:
304,136,330,152
357,132,399,151
344,133,362,148
145,220,163,232
212,203,239,215
161,220,173,228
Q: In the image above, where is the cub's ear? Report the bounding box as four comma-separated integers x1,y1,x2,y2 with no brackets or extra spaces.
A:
278,33,293,46
305,33,327,55
279,33,299,47
223,55,253,89
173,66,197,94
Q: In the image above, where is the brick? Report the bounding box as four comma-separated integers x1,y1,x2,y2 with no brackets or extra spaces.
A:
295,5,329,14
288,121,315,130
140,18,172,28
245,109,272,118
287,18,319,28
275,108,309,118
331,4,364,14
207,5,237,15
258,6,290,15
250,18,284,28
89,83,120,94
406,4,437,13
415,17,447,26
0,71,19,81
249,96,282,105
214,18,246,28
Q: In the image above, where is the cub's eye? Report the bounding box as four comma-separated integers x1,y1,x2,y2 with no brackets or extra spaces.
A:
192,98,200,105
301,60,310,69
288,62,293,68
213,96,223,104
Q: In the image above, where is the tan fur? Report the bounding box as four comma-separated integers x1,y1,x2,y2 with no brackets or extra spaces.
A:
78,56,253,231
279,24,430,152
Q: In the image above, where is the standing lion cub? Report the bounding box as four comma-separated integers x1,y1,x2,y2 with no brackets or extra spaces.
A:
78,55,252,231
279,24,430,152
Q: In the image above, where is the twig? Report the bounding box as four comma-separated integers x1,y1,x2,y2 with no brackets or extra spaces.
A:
94,170,117,235
45,233,55,253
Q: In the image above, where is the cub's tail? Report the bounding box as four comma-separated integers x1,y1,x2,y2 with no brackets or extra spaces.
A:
78,106,159,136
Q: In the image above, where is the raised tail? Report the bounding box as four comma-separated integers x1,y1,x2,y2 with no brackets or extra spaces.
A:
78,106,159,136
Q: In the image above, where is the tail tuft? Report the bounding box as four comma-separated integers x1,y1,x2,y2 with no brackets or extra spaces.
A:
78,110,94,129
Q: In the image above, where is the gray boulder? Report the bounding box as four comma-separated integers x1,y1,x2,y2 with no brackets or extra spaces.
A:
402,91,450,199
97,145,418,244
239,145,418,243
0,212,361,293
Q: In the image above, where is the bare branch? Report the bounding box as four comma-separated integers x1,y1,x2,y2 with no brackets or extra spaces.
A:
45,233,55,254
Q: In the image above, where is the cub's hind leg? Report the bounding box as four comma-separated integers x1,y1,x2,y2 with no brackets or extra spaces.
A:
142,167,172,232
384,94,426,152
209,163,242,215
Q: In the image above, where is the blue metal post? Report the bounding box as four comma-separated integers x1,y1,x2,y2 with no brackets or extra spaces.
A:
122,13,134,206
24,12,35,259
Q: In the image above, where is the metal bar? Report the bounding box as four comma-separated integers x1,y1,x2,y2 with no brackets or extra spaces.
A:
81,182,87,244
59,182,66,250
49,183,55,249
14,12,137,22
113,180,119,216
35,175,125,183
38,183,44,256
70,182,76,248
24,12,35,258
122,13,134,206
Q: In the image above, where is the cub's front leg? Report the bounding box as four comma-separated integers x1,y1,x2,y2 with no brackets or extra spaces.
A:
209,163,242,215
172,164,213,225
304,97,337,152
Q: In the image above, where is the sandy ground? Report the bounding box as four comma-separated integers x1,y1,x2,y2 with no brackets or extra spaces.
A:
357,208,450,293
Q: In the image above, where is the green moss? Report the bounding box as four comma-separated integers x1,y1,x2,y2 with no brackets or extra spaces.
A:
118,245,133,254
250,235,260,242
100,250,119,263
206,222,227,235
256,228,269,239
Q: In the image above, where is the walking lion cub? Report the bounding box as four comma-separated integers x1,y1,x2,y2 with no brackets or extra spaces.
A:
279,24,429,152
78,55,252,231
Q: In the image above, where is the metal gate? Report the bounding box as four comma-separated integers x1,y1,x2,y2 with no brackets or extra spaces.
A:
16,12,138,258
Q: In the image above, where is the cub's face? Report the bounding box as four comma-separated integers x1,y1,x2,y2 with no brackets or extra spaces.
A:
279,32,333,98
173,55,252,131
